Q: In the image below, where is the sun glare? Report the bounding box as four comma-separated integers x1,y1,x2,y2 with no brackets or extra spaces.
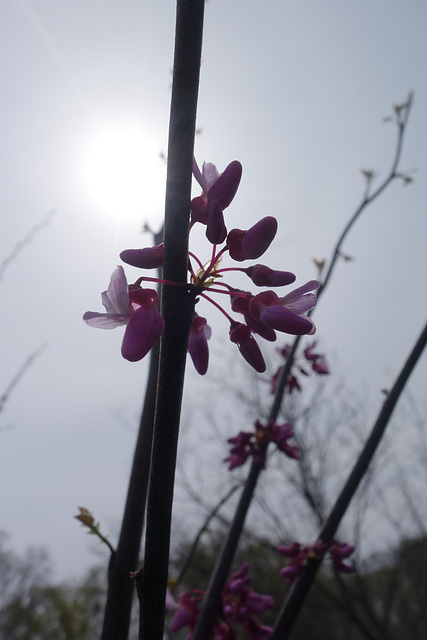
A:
83,128,166,218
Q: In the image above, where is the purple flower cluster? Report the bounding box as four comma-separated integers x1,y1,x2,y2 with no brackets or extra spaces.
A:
83,266,164,362
278,540,355,584
84,158,319,374
225,420,299,471
270,340,330,395
169,563,274,639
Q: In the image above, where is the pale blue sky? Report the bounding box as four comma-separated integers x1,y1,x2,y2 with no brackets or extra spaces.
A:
0,0,426,579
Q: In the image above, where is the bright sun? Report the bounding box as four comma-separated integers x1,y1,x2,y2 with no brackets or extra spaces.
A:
83,127,166,218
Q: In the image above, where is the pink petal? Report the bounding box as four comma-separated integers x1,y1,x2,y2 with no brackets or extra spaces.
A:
260,305,314,335
188,315,211,375
207,160,242,209
244,264,296,287
206,199,227,245
121,305,164,362
280,280,319,314
229,322,266,373
102,266,129,315
120,245,164,269
83,311,129,329
228,217,277,262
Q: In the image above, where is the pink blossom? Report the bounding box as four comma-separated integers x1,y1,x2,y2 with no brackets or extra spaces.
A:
120,244,163,269
229,322,266,373
227,217,278,262
278,539,355,584
250,281,318,336
225,420,298,471
191,158,242,226
243,264,296,287
188,314,211,375
88,157,319,373
83,266,164,362
170,564,273,640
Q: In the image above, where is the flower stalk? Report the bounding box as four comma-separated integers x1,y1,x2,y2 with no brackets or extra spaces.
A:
191,95,414,640
271,319,427,639
136,2,205,638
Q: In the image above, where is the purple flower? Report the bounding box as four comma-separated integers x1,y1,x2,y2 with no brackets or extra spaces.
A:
170,590,203,634
222,563,274,638
206,199,227,245
227,217,278,262
225,431,257,470
229,322,266,373
278,539,355,584
89,157,319,373
230,292,277,342
329,542,355,574
270,339,329,396
83,266,165,362
191,158,242,228
304,341,330,374
225,420,298,471
243,264,296,287
169,564,273,640
187,314,211,375
120,244,163,269
250,281,318,336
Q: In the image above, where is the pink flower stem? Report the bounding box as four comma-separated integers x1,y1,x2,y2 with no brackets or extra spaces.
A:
189,250,204,271
135,275,186,287
200,292,233,322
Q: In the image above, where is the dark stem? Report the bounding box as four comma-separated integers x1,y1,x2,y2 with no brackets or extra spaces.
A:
192,97,413,640
271,320,427,639
101,231,163,640
137,2,205,639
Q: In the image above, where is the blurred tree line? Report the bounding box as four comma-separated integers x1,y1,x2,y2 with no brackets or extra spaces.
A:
1,530,426,640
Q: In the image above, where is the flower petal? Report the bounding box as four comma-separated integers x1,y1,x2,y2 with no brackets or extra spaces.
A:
121,305,165,362
83,311,129,329
241,216,277,260
228,217,278,262
102,266,129,315
120,245,164,269
260,305,314,335
229,322,266,373
206,199,227,245
188,315,211,375
280,280,319,314
193,158,219,193
244,264,296,287
206,160,242,209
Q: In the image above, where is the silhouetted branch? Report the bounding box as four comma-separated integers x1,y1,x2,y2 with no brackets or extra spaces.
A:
192,95,414,640
0,344,47,415
271,319,427,638
0,210,55,281
136,2,205,639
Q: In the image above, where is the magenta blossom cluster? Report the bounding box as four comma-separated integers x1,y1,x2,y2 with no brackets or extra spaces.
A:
278,540,355,584
270,340,329,394
84,157,318,374
169,563,274,640
225,420,299,471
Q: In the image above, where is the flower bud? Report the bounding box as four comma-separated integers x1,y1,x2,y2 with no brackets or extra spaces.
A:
229,322,266,373
207,160,242,209
120,245,163,269
244,264,296,286
206,199,227,244
228,217,277,262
